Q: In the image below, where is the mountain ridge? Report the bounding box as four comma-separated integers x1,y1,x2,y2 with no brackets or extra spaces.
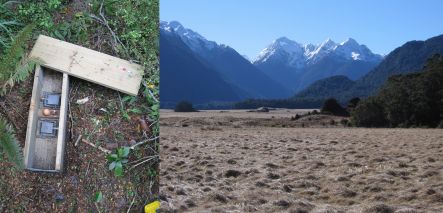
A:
295,34,443,103
161,21,292,100
253,36,382,92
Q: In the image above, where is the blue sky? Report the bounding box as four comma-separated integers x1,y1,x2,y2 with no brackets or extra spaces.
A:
161,0,443,59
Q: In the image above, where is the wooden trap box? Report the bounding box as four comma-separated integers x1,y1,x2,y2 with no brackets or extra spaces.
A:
24,35,143,172
23,66,68,172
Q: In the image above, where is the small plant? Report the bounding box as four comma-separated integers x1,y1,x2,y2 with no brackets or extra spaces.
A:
94,191,103,203
0,116,23,169
107,147,130,177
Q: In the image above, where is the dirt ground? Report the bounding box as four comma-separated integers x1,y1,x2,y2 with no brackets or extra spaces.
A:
0,74,158,212
159,109,443,213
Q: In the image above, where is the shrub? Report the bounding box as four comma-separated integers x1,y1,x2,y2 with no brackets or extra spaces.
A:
291,114,300,121
351,97,387,127
174,101,196,112
321,98,349,116
347,97,361,108
340,119,349,126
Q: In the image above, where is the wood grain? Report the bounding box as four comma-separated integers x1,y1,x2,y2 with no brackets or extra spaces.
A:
29,35,143,96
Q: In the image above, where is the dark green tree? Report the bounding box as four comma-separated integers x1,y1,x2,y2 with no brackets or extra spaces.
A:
352,54,443,127
351,97,387,127
174,100,196,112
321,98,348,116
347,97,361,108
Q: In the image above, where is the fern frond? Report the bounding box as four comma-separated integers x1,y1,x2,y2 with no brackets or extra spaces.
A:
0,116,23,169
0,20,21,33
0,36,7,48
0,24,35,95
0,57,41,95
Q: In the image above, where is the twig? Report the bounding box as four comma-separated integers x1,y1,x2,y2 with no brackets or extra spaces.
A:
0,101,19,129
90,0,128,57
127,196,136,213
129,155,159,165
3,97,24,120
81,139,111,154
84,161,91,178
74,134,82,146
95,203,102,213
129,156,158,170
130,136,159,149
68,96,74,140
142,81,158,103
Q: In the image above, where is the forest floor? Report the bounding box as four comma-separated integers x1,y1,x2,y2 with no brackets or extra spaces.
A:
0,0,159,212
159,109,443,213
0,70,158,212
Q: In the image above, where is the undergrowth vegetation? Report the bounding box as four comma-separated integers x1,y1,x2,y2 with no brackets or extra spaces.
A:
0,0,159,210
0,116,22,168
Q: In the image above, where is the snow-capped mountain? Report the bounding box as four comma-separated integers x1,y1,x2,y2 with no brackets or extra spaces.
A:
160,21,219,58
254,37,382,66
254,37,383,92
255,37,307,70
160,21,292,100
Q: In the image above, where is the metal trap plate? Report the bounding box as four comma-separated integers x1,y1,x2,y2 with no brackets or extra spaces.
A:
43,93,61,108
37,119,58,138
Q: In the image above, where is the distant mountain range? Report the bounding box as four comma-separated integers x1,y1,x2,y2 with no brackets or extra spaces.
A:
296,34,443,103
160,20,443,108
161,21,291,106
254,37,383,92
160,29,241,105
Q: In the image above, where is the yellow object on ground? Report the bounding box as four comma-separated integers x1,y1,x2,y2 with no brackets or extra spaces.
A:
145,201,160,213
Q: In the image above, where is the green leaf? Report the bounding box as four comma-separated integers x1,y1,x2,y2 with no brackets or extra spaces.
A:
107,154,118,161
121,95,133,103
129,108,142,114
53,30,64,40
94,192,103,202
108,161,116,170
114,161,123,177
122,147,130,158
117,148,123,157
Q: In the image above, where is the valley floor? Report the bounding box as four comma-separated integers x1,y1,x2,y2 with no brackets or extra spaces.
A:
159,109,443,212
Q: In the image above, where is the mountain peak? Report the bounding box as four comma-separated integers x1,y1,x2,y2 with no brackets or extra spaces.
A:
275,36,292,43
254,37,306,68
160,21,184,33
341,38,359,46
319,38,337,49
160,20,218,53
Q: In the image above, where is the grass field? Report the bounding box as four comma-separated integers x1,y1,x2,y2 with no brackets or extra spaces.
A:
160,110,443,212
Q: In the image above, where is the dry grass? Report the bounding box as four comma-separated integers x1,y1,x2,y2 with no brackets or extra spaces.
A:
159,110,443,212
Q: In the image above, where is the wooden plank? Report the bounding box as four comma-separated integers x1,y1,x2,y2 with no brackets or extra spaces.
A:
29,35,143,96
24,65,43,169
55,73,69,171
33,137,57,170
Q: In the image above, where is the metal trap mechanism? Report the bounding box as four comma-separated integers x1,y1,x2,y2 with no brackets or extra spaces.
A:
41,93,61,109
37,119,58,138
